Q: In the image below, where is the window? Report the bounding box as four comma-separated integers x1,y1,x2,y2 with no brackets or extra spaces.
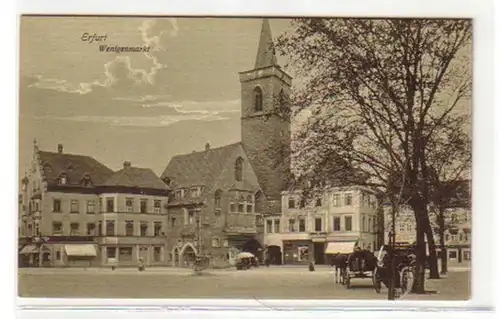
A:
188,211,195,224
70,200,79,213
235,157,244,181
140,199,148,213
274,219,280,233
59,174,67,185
140,222,148,236
314,218,322,232
367,217,372,233
445,234,450,241
106,221,115,236
190,187,201,197
99,198,103,212
223,239,230,247
70,222,79,235
154,222,162,236
230,203,236,212
175,189,185,199
362,215,366,232
344,193,353,205
399,223,405,232
214,211,221,224
333,217,341,231
246,203,253,213
333,194,341,207
106,247,117,259
86,223,96,236
345,216,353,231
52,222,62,234
459,233,463,241
451,213,458,223
315,198,322,207
288,198,296,209
299,198,306,208
56,251,61,260
464,251,471,261
34,223,40,236
299,219,306,232
35,202,39,212
119,247,133,261
154,247,162,262
86,200,95,214
170,217,176,228
126,198,133,212
254,86,263,112
98,221,102,236
154,200,161,214
211,237,220,248
125,221,134,236
238,203,245,212
214,190,222,209
288,219,296,232
266,219,273,233
53,199,61,212
464,233,469,241
106,198,114,212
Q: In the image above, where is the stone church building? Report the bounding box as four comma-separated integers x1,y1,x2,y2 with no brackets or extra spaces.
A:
161,19,292,267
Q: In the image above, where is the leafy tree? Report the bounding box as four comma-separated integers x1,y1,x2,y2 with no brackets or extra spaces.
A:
275,18,472,293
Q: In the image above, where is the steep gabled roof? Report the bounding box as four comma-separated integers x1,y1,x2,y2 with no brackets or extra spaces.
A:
161,142,243,189
103,166,169,190
38,151,114,186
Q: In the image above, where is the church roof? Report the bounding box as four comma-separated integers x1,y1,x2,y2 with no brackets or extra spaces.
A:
161,142,243,189
254,18,279,69
103,166,169,190
38,151,114,186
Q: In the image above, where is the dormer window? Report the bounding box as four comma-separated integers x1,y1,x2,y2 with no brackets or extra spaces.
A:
59,173,67,185
254,86,263,112
235,157,244,182
81,174,92,187
175,188,185,199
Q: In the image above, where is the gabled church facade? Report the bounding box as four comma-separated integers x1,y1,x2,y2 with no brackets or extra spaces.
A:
161,19,292,267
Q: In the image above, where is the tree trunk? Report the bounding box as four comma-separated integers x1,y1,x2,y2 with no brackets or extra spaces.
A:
438,212,448,274
424,225,440,279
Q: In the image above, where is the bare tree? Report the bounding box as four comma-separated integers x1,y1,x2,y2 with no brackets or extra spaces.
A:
427,118,471,274
275,18,472,293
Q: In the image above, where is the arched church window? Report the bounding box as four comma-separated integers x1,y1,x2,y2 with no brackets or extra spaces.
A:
254,87,263,112
235,157,244,182
214,189,222,209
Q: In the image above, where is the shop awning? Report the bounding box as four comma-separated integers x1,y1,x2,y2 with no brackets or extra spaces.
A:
19,245,39,254
324,241,357,254
64,244,97,257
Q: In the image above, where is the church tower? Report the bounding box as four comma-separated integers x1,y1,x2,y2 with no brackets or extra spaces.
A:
239,19,292,201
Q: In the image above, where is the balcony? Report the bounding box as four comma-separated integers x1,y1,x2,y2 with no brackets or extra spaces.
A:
225,212,257,235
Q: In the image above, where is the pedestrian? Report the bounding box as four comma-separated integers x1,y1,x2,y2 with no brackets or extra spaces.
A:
138,258,145,271
265,257,270,267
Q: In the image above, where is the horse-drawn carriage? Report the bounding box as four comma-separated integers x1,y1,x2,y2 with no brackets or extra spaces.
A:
372,244,416,295
332,249,378,289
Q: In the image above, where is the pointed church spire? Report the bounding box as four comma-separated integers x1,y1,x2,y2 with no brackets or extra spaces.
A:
254,18,278,69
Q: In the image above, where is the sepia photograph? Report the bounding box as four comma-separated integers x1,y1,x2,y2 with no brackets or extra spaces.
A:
17,15,472,301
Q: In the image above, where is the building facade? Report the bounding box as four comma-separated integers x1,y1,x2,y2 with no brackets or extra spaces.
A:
264,186,379,265
383,205,471,264
18,142,170,267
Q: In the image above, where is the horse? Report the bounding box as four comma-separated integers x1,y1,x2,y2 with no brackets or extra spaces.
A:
331,253,349,284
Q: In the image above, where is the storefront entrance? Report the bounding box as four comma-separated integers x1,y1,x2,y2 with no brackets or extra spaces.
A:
313,242,325,265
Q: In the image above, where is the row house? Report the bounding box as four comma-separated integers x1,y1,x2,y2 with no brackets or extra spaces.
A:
18,142,169,267
264,186,379,265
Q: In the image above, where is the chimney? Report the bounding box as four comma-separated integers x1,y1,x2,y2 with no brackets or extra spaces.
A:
205,142,211,151
57,144,63,153
123,161,131,168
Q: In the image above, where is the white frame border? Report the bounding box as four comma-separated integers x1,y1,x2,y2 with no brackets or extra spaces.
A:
4,0,497,318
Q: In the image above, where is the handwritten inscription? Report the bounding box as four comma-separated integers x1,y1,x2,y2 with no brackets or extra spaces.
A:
81,33,108,43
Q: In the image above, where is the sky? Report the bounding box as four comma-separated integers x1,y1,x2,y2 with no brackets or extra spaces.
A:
19,16,294,177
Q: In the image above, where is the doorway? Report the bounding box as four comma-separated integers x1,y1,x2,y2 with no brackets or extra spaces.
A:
313,242,325,264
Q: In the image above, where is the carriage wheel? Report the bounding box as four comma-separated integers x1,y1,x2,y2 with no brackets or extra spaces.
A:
373,267,382,293
400,266,415,296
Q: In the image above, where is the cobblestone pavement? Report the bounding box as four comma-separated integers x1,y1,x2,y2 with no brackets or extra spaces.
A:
18,266,470,300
